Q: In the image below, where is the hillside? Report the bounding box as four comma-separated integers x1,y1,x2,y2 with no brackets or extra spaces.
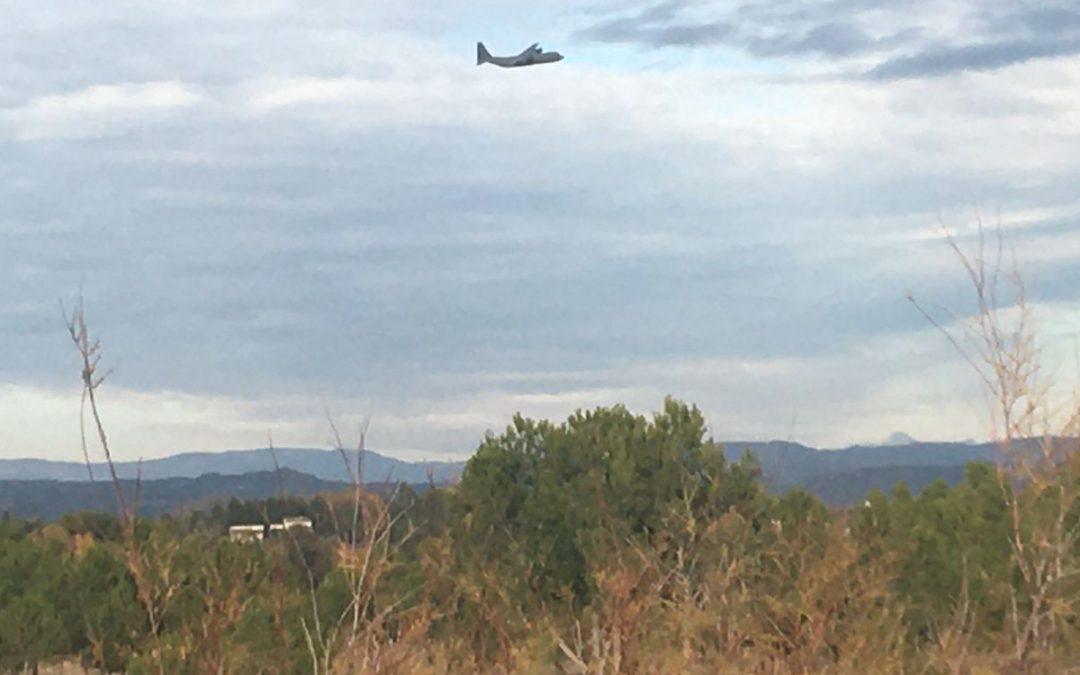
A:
0,447,464,484
797,464,970,506
718,439,1002,493
0,439,1006,486
0,469,354,521
0,438,1025,519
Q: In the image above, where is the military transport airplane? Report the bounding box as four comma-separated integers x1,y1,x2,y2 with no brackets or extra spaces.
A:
477,42,564,68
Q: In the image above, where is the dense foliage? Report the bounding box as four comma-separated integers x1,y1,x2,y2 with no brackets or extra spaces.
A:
1,399,1078,673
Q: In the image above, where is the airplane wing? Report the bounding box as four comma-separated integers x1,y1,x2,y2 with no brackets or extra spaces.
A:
512,43,541,65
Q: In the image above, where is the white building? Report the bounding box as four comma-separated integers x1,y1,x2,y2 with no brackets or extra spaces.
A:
228,524,265,542
229,516,312,541
282,516,313,530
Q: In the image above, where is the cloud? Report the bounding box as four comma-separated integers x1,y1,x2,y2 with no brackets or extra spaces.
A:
575,1,904,57
865,38,1080,80
4,81,205,140
576,2,732,49
576,1,1080,79
1009,7,1080,36
0,384,318,461
747,22,888,59
0,339,979,462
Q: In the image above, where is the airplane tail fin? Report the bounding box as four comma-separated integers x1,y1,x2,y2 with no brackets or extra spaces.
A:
477,42,492,66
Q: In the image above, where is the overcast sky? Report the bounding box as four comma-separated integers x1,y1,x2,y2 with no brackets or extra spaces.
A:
4,0,1080,462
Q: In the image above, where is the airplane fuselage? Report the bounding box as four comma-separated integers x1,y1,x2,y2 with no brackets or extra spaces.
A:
477,43,563,68
487,52,563,68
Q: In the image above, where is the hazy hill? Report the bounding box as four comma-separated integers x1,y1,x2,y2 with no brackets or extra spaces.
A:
0,438,1034,517
0,440,1003,485
0,469,351,521
718,439,1002,492
0,447,464,484
798,465,970,506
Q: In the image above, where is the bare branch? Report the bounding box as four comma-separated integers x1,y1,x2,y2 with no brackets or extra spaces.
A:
62,294,130,522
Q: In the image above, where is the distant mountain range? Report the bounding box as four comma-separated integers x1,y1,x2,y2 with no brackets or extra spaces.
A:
717,439,1002,491
715,437,1059,504
0,447,464,484
0,469,350,521
0,438,1033,520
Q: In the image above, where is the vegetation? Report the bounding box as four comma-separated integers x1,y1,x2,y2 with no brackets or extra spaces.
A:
2,397,1079,673
2,231,1077,672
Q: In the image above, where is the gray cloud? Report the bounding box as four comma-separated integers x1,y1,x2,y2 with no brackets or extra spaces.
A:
577,1,1080,79
747,21,897,58
5,111,1071,401
866,37,1080,80
1010,7,1080,36
576,2,732,48
576,1,896,55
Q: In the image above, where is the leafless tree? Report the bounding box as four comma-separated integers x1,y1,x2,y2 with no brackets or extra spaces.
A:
63,295,129,521
910,221,1080,667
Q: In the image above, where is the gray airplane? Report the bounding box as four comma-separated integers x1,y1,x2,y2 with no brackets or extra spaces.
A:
477,42,564,68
